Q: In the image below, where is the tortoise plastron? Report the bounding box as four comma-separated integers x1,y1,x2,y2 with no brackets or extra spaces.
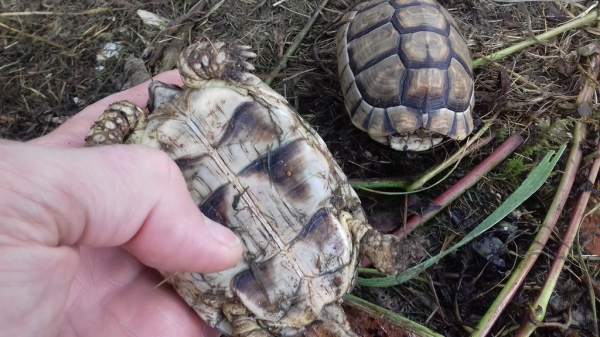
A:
84,40,408,337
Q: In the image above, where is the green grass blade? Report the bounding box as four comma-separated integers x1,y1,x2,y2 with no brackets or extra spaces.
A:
358,144,567,288
343,294,445,337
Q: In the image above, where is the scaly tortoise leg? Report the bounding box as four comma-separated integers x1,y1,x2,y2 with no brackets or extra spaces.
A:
307,304,360,337
177,40,258,87
360,228,426,275
84,101,145,146
222,302,274,337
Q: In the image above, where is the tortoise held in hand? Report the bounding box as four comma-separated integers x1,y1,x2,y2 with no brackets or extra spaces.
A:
85,41,407,337
336,0,475,151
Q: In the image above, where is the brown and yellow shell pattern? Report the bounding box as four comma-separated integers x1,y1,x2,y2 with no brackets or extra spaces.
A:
336,0,475,151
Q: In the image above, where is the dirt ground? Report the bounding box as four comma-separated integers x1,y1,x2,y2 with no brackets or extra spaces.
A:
1,0,599,336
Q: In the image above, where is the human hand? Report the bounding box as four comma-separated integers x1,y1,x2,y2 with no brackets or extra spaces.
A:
0,70,243,337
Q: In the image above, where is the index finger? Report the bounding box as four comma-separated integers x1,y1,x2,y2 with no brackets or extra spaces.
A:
32,69,183,147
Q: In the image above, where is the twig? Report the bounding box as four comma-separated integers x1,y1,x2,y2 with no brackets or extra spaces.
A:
164,0,208,35
471,122,586,337
515,139,600,337
473,10,599,69
265,0,330,85
394,133,524,239
577,237,599,337
577,46,600,117
0,8,114,16
343,294,444,337
0,21,72,55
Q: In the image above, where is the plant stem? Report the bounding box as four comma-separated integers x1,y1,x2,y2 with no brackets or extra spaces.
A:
343,294,444,337
265,0,329,85
349,119,494,193
349,177,410,190
406,118,495,191
471,122,586,337
515,140,600,337
394,133,524,239
0,8,114,16
359,144,566,288
473,11,599,69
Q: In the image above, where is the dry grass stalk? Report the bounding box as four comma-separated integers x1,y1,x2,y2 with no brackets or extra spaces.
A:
471,121,586,337
515,138,600,337
265,0,330,85
0,8,114,17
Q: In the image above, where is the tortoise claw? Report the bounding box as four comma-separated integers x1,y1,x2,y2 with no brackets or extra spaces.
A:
178,40,258,86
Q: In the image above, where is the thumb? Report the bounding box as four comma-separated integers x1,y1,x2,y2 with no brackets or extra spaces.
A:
0,141,243,273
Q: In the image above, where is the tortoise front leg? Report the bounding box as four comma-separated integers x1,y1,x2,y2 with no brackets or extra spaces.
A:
178,40,258,87
85,101,146,146
222,302,274,337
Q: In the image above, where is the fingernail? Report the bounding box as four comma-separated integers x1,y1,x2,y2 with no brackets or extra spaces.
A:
206,218,242,248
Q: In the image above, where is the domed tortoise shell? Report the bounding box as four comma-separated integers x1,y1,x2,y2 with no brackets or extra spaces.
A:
336,0,475,151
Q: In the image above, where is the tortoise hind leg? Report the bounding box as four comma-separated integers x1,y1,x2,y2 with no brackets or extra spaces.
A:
222,302,274,337
85,101,146,146
307,304,359,337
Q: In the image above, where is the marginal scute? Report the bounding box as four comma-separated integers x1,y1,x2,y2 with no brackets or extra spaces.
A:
348,22,400,71
438,4,460,29
449,25,472,73
403,68,447,111
340,61,355,94
447,58,474,111
343,82,363,117
428,108,456,136
387,105,420,133
399,31,450,68
451,112,469,140
348,2,395,38
351,101,374,132
355,54,405,107
394,4,448,34
366,107,392,137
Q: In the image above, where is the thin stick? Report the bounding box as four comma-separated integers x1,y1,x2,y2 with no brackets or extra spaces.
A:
163,0,208,35
578,239,599,337
406,117,496,191
343,294,444,337
473,11,599,69
0,8,114,16
265,0,330,85
515,140,600,337
394,133,524,239
0,21,71,53
471,122,586,337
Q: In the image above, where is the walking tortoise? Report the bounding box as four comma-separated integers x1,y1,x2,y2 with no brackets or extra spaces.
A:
336,0,476,151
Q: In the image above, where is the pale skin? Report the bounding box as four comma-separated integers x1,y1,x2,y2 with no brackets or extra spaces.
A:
0,70,243,337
